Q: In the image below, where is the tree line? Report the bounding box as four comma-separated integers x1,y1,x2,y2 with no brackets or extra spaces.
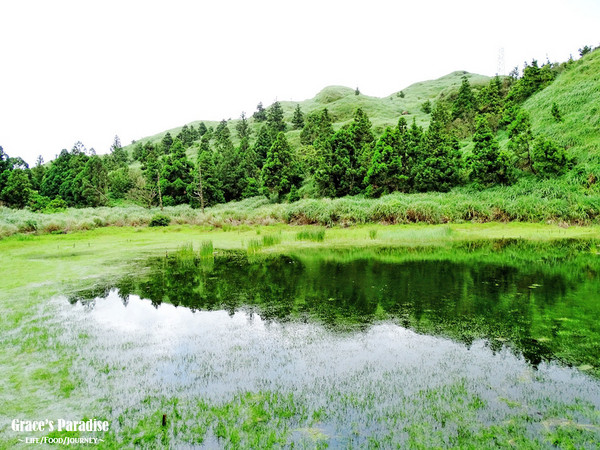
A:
0,55,582,211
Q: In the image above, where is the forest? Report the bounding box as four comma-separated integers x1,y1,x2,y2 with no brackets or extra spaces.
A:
0,46,597,217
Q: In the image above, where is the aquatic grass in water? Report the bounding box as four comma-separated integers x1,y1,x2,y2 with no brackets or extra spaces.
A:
296,227,326,242
247,239,263,254
199,240,214,257
262,233,281,246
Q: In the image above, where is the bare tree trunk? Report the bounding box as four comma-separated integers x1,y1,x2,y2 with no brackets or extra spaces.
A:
197,165,205,214
156,172,163,211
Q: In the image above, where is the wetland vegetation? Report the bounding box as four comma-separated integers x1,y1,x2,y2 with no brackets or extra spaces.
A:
1,225,600,447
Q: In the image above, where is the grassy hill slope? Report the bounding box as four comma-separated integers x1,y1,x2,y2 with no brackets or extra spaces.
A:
523,49,600,167
125,71,490,155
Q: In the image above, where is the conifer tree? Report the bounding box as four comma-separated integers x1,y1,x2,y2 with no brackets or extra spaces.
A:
253,102,267,122
531,137,572,177
267,101,286,135
193,140,224,208
507,109,534,171
292,104,305,129
261,133,301,198
235,112,252,140
452,75,477,120
214,120,243,201
300,109,333,146
364,127,403,197
197,122,208,137
161,132,174,154
161,138,194,205
252,125,273,167
413,103,462,192
467,116,511,186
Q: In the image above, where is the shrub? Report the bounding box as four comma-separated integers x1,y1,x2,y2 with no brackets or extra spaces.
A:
149,214,171,227
44,198,68,213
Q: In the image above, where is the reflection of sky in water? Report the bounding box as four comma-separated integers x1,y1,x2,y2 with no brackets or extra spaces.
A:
61,290,600,443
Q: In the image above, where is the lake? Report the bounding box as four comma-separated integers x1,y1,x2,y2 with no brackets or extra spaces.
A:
63,239,600,447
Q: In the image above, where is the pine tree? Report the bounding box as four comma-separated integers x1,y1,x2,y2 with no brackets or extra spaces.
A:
300,109,333,146
197,122,208,137
214,120,243,201
531,137,572,177
252,125,273,167
75,155,109,206
507,109,534,171
253,102,267,122
292,104,305,129
235,112,252,140
267,101,286,135
261,133,301,198
161,138,194,205
413,103,462,192
364,127,403,197
193,143,224,208
452,75,477,121
467,116,511,186
109,135,128,169
161,132,174,154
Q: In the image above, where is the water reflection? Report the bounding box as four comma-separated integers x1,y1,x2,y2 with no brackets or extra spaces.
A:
69,240,600,374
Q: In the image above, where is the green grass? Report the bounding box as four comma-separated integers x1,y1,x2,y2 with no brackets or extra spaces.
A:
296,227,326,242
1,225,599,448
2,176,600,240
524,48,600,167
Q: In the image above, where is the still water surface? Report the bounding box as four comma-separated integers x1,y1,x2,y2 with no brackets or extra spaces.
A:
65,241,600,446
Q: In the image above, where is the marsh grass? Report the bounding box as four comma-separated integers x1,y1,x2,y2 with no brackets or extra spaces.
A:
262,234,282,246
199,240,214,257
1,175,600,241
296,228,326,242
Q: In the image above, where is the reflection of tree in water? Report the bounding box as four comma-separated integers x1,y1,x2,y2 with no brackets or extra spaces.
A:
71,243,600,373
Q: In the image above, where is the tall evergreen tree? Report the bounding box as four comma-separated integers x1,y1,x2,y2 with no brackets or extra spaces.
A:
267,101,286,135
261,133,301,198
75,155,109,206
467,116,511,186
161,132,174,154
291,104,305,129
300,109,334,146
161,138,194,205
364,127,403,197
253,102,267,122
507,109,535,171
214,120,243,201
109,135,128,169
252,125,273,167
235,112,252,140
413,103,462,192
193,141,224,208
452,75,477,120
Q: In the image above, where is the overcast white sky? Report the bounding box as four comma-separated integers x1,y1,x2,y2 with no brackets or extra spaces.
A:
1,0,599,165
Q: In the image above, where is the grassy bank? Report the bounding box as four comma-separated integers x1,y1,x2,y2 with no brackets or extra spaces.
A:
2,177,600,239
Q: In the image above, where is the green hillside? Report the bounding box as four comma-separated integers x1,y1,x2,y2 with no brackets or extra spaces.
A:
523,49,600,166
126,71,491,153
